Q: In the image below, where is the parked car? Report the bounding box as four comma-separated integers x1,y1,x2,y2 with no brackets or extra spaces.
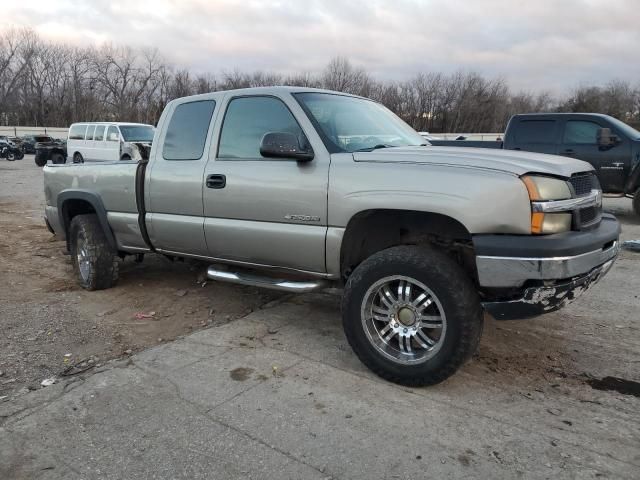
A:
21,135,55,154
66,122,154,163
34,138,67,166
43,87,619,387
430,113,640,214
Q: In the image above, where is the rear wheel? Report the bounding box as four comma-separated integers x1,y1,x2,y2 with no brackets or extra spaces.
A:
35,156,46,167
342,245,483,386
69,214,118,290
633,189,640,217
73,152,84,164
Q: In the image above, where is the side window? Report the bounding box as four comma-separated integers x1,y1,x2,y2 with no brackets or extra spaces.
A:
514,120,557,144
69,124,86,140
106,126,119,142
94,126,105,141
162,100,216,160
563,121,601,144
218,96,304,159
85,125,96,141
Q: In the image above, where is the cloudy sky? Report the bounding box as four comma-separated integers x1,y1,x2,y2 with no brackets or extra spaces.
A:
5,0,639,92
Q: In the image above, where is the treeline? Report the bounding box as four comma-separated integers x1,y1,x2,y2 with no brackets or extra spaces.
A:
1,27,639,132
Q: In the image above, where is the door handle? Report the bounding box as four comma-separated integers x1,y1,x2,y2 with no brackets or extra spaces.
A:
561,149,575,155
206,174,226,189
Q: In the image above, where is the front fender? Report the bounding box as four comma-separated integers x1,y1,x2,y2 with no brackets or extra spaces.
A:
328,160,532,235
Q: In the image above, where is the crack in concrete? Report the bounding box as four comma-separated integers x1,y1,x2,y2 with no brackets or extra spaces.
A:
130,357,334,478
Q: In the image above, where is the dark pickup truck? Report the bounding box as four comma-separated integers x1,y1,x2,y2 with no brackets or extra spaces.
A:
430,113,640,214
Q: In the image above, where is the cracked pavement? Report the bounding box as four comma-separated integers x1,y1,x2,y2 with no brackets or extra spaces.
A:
2,282,640,479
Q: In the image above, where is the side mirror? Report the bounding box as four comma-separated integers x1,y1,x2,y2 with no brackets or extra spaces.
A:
596,127,619,148
260,132,314,162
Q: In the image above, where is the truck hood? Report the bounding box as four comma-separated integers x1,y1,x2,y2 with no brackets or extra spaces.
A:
353,146,593,178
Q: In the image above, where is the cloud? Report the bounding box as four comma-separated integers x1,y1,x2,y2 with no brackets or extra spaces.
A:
5,0,639,92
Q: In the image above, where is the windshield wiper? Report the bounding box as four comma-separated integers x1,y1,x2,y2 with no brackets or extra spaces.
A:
353,144,395,152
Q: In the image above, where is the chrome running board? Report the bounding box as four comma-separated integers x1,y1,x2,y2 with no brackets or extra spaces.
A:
207,267,328,293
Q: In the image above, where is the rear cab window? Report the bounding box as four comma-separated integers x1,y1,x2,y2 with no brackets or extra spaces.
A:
514,120,558,144
162,100,216,160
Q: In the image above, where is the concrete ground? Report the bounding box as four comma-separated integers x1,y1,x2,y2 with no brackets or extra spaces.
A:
1,157,639,479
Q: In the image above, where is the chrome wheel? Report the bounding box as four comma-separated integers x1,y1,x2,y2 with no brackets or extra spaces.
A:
361,275,447,365
76,233,91,282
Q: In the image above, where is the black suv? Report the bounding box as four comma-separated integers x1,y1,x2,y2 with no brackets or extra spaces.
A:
21,135,55,154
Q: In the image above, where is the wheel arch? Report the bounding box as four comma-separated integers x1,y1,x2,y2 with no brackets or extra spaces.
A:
57,190,116,250
339,209,475,281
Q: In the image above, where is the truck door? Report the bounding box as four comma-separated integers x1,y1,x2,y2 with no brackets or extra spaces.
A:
559,119,631,192
202,94,329,273
145,99,218,256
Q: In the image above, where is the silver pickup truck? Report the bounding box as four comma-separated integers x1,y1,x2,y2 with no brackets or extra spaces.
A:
43,87,620,386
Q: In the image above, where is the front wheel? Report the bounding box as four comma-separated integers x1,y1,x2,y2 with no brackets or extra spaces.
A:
6,151,16,161
73,152,84,164
342,245,483,386
69,214,119,290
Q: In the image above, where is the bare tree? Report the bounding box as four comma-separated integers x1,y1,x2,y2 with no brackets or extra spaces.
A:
2,29,638,132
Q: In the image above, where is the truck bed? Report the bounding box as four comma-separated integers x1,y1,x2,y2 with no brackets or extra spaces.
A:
43,161,146,250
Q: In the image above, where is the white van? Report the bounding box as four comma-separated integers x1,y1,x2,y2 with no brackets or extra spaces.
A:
67,122,155,163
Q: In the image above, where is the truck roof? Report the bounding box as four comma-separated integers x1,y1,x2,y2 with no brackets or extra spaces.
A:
169,86,362,103
511,113,613,119
69,122,154,126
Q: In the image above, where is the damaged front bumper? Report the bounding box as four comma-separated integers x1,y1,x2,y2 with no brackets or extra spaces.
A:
473,214,620,320
482,258,616,320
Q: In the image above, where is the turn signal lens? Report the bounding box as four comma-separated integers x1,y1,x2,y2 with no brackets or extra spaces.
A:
531,212,545,234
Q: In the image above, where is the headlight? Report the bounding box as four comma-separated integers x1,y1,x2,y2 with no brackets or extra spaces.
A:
522,175,573,234
521,175,571,201
531,212,572,234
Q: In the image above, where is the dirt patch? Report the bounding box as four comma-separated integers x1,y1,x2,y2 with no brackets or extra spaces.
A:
0,159,282,398
230,367,254,381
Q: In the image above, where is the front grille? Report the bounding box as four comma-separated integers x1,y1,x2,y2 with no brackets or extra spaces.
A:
569,173,599,197
567,173,602,229
578,206,598,225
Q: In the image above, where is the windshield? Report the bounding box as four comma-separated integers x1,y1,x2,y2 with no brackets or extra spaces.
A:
608,116,640,140
295,93,426,153
119,125,154,142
